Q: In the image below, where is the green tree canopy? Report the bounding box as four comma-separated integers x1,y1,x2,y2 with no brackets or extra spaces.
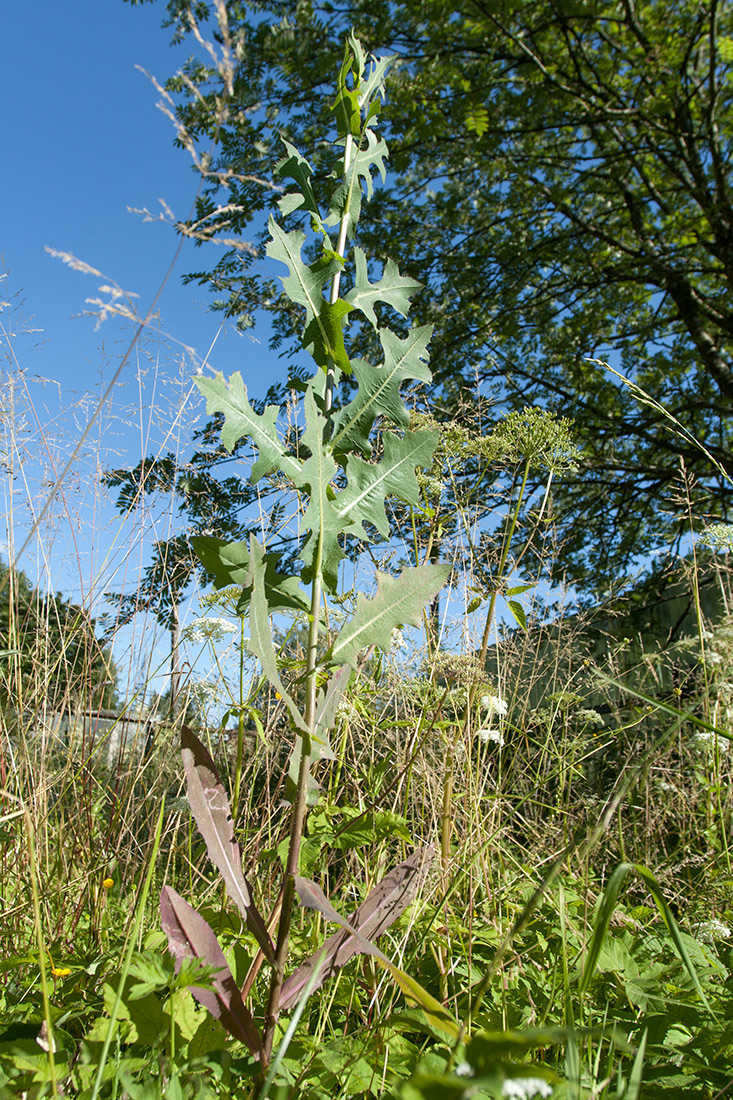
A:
0,563,117,714
127,0,733,594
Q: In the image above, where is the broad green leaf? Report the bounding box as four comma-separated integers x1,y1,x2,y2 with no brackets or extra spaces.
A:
336,430,438,540
330,325,434,456
579,862,713,1011
191,536,309,614
328,563,450,667
380,961,460,1042
194,371,300,484
345,246,421,329
266,219,350,372
246,536,307,734
507,599,527,631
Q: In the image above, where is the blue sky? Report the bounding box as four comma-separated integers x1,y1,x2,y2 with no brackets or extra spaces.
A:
2,0,279,698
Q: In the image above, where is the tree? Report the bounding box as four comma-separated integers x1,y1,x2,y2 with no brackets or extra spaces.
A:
126,0,733,596
0,563,117,714
102,380,295,708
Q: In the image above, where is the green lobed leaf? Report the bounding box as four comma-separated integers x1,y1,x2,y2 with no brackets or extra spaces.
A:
336,430,439,540
275,140,322,225
330,325,433,456
194,371,300,484
345,246,422,329
327,129,389,234
266,219,351,372
191,535,309,614
296,384,345,593
328,563,450,667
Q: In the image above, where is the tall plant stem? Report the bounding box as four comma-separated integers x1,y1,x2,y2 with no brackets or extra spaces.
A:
262,133,356,1063
324,132,353,418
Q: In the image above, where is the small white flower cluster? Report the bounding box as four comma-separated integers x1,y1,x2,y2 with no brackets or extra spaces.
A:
183,616,238,644
577,708,604,728
478,728,505,747
502,1077,553,1099
693,917,732,943
693,730,731,753
189,679,225,705
481,692,509,717
478,692,509,747
390,627,408,652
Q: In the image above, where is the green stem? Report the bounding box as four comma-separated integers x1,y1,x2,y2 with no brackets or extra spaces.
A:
25,807,58,1096
232,617,247,822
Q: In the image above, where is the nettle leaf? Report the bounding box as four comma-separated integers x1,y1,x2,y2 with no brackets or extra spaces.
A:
266,219,351,372
330,326,433,456
345,246,421,329
181,727,275,963
247,536,307,734
160,886,263,1059
195,371,300,484
328,563,450,668
336,430,439,540
191,536,309,615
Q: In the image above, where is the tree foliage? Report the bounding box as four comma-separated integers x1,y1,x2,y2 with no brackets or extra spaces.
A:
127,0,733,594
0,563,117,712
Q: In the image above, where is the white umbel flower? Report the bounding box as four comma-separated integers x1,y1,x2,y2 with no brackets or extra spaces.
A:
502,1077,553,1099
480,692,508,718
183,616,238,643
693,917,732,943
478,728,505,747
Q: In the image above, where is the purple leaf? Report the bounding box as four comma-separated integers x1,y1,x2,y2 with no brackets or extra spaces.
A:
160,886,263,1059
279,846,433,1011
181,726,275,963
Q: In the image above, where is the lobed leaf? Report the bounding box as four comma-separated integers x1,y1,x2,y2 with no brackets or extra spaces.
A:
328,563,451,668
180,727,275,963
330,325,433,456
191,536,309,614
336,430,438,540
345,246,421,329
266,219,351,372
195,371,300,484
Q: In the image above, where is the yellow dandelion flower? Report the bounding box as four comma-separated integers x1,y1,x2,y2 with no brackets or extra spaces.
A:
52,967,71,977
102,877,114,890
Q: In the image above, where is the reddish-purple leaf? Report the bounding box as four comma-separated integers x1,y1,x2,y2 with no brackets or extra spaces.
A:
160,886,263,1059
181,726,274,962
279,847,433,1011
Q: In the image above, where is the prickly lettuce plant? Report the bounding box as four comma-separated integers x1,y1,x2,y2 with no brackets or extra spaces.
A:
158,36,452,1074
